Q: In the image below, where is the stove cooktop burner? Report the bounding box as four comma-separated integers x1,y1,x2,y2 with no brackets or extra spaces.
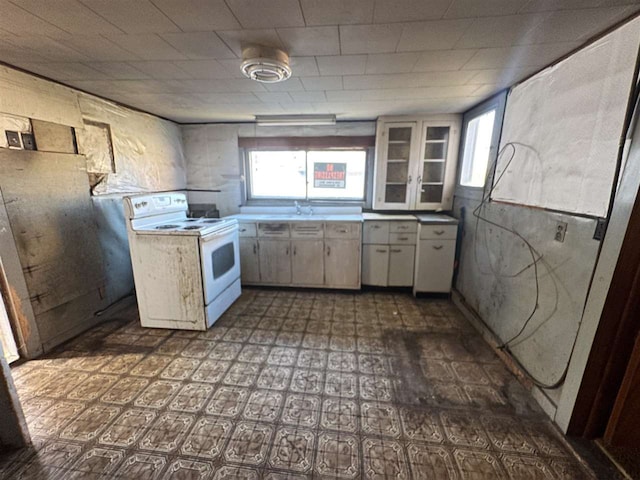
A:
156,224,180,230
185,218,198,222
202,219,222,223
183,225,204,230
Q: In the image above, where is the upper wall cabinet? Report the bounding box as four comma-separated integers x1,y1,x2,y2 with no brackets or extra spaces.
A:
373,115,461,211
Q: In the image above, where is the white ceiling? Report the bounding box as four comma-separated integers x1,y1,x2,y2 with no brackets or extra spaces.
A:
0,0,638,123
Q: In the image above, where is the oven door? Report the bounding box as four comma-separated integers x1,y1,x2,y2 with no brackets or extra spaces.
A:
200,224,241,306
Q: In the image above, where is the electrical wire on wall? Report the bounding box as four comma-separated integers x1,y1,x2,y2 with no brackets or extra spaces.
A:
472,142,567,389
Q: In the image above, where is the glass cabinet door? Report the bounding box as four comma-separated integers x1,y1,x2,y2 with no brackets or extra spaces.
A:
380,123,415,207
416,125,450,207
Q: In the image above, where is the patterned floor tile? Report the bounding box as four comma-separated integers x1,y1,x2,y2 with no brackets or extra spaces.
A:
206,386,250,417
101,377,149,405
7,289,600,480
169,383,215,413
243,390,284,422
160,357,201,380
280,394,320,428
59,404,120,441
362,437,409,480
361,402,401,438
139,412,194,453
134,380,181,409
315,432,359,478
321,398,359,433
181,416,233,459
407,443,458,478
99,408,156,447
268,427,315,473
113,453,167,480
224,422,273,466
65,447,124,479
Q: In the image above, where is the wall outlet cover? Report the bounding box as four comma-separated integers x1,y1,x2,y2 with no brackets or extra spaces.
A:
5,131,22,149
555,222,568,242
21,133,36,151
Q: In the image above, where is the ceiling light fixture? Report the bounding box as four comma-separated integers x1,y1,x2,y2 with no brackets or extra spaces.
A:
255,114,337,127
240,45,292,83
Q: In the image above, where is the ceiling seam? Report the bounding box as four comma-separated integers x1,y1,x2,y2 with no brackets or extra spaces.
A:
74,0,128,35
147,0,185,32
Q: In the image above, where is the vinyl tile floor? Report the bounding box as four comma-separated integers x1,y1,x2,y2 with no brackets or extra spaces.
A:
1,289,597,479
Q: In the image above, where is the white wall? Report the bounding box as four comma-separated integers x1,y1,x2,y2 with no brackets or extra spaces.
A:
452,17,640,419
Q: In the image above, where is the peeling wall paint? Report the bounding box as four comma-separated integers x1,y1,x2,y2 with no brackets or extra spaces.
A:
0,65,187,355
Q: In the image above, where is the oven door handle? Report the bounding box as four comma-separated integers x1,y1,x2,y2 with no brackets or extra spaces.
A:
200,224,238,242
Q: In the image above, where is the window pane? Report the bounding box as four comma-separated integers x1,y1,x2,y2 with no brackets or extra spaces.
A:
249,150,306,198
460,110,496,188
306,150,366,199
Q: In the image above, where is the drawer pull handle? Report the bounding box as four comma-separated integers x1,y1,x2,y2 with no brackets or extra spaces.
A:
434,230,445,235
398,226,408,230
432,245,443,250
375,249,387,253
372,225,380,229
240,228,246,232
293,247,297,256
398,237,409,240
326,246,331,256
391,249,402,253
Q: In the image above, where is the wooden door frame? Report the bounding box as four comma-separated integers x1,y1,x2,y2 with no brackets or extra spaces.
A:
567,183,640,438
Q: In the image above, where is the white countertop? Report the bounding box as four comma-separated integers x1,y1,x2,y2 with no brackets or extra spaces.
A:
228,213,363,222
362,213,418,221
415,213,458,224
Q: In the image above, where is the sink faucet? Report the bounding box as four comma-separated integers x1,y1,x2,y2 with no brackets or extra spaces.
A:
294,201,302,215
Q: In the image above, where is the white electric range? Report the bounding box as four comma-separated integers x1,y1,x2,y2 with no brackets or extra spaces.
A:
123,192,241,331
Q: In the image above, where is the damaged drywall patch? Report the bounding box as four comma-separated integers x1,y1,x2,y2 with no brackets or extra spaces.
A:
78,94,186,195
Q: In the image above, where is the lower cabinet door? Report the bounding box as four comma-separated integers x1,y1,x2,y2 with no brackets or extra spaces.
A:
325,239,360,289
388,245,415,287
239,238,260,283
258,239,292,284
291,239,324,285
362,244,389,286
415,240,455,292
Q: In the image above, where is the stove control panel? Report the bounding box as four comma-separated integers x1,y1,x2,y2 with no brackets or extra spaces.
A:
124,192,188,219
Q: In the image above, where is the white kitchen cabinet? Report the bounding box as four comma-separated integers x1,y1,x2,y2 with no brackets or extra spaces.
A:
239,238,260,284
258,239,291,284
413,215,459,294
292,239,324,285
325,239,361,289
361,216,417,287
362,244,389,286
237,220,361,289
388,245,415,286
373,115,461,211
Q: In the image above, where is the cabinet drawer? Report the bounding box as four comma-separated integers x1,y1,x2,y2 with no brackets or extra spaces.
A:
419,224,457,240
389,221,417,233
238,223,257,237
389,245,415,287
258,223,290,238
291,222,324,239
363,221,389,244
325,222,360,239
389,232,416,245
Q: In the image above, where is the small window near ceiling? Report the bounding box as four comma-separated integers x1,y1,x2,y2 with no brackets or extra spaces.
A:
459,109,496,188
247,149,367,201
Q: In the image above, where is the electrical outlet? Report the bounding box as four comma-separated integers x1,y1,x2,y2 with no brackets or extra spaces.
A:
554,222,567,242
593,218,607,241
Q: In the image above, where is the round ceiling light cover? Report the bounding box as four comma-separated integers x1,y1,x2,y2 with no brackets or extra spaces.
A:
241,45,292,83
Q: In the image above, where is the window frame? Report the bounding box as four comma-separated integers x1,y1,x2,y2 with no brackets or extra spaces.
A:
242,145,374,207
456,91,508,200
